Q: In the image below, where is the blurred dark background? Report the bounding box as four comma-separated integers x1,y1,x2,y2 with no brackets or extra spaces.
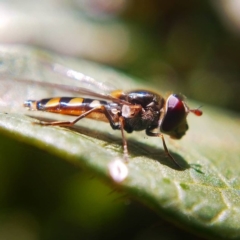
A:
0,0,240,111
0,0,239,239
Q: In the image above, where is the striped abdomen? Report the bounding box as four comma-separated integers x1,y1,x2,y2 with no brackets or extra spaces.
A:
24,97,109,122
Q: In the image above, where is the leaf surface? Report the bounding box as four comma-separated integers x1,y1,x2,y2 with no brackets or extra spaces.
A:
0,45,239,239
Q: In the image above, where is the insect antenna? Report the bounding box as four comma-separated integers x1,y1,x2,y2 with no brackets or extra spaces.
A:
189,106,203,116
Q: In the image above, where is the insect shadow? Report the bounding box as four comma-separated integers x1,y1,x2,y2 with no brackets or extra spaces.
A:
29,115,190,171
73,125,190,170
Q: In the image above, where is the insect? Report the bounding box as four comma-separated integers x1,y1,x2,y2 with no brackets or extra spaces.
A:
23,61,202,168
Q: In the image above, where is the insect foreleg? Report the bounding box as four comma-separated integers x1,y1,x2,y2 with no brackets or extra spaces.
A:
146,128,181,168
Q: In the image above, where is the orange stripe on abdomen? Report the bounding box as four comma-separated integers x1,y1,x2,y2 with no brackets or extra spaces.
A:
35,97,108,121
36,97,85,115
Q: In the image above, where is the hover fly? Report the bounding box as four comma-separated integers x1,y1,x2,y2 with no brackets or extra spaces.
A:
23,61,202,168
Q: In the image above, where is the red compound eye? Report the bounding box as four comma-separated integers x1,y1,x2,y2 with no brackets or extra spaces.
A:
160,94,186,133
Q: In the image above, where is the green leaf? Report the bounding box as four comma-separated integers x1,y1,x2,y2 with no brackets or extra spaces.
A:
0,45,240,239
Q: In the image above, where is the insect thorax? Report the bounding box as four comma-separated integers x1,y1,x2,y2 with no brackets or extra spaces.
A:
120,90,165,133
123,108,160,133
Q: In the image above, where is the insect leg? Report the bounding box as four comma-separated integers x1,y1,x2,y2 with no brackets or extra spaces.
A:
119,116,129,163
37,105,118,128
146,128,181,169
37,106,130,162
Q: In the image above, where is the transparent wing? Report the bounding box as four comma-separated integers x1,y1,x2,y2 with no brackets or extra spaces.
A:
40,58,117,94
0,76,130,113
0,56,135,114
